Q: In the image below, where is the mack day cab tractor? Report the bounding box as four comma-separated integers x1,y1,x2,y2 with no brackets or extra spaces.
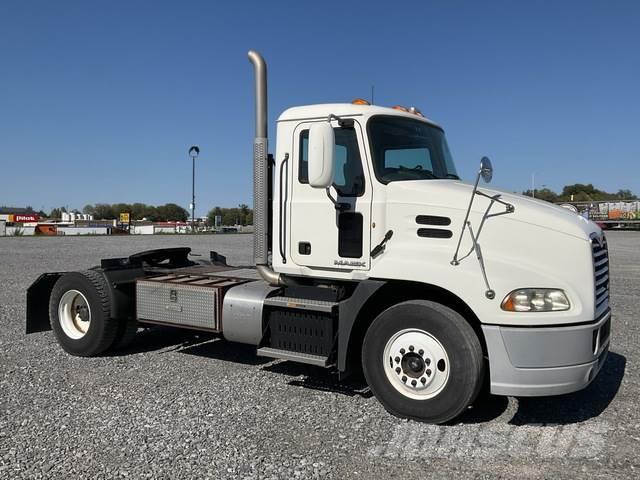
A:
26,51,611,424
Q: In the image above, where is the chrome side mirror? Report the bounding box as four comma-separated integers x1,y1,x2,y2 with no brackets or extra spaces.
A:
308,122,335,188
480,156,493,183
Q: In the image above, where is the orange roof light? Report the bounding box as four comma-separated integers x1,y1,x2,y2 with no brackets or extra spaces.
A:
392,105,424,116
352,98,370,105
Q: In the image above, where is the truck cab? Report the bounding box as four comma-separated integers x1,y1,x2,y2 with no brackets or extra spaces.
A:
26,51,611,424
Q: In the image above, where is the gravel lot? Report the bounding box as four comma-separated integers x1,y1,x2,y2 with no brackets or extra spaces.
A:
1,232,638,479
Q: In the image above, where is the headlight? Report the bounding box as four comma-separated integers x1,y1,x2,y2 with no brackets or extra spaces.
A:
501,289,570,312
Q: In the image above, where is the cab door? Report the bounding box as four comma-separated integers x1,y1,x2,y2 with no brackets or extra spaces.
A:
288,120,372,272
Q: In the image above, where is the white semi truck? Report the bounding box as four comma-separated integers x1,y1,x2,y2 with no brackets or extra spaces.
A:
26,51,611,424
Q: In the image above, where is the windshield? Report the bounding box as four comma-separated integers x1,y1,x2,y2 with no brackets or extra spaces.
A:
367,115,459,183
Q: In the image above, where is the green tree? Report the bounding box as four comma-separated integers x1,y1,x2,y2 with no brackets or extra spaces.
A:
92,204,116,219
155,203,189,222
616,189,637,200
239,204,250,225
82,204,96,216
556,183,633,202
207,206,224,227
522,188,559,203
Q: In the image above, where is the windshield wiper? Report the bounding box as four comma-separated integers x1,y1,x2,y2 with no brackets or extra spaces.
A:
445,173,460,179
398,166,437,179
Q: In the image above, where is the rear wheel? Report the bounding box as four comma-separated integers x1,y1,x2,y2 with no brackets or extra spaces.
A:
362,300,484,424
49,270,119,356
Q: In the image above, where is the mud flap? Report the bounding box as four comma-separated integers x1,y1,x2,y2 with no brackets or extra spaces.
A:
26,273,64,334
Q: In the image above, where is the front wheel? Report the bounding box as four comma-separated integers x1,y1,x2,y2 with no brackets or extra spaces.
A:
362,300,484,424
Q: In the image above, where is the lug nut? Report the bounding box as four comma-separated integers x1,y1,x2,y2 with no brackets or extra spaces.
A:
426,369,432,376
402,375,407,383
395,367,401,374
395,356,400,363
426,358,431,366
409,345,414,352
418,349,424,356
400,348,405,354
420,377,427,384
411,379,417,387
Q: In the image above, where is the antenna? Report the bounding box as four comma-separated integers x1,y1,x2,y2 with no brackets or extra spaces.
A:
371,84,375,105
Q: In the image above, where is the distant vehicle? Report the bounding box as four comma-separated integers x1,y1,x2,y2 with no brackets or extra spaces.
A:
26,51,611,424
560,200,640,229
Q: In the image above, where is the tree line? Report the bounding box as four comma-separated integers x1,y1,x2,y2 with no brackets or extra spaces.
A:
47,203,190,222
522,184,637,203
207,204,253,227
46,203,254,226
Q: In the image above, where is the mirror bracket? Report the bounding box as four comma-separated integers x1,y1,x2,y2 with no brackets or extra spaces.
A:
450,156,513,300
325,187,350,211
327,113,354,128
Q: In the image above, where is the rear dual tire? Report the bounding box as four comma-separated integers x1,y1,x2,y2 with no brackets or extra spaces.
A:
362,300,484,424
49,271,136,356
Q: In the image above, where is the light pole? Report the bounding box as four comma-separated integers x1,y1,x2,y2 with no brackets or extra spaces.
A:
531,173,535,198
188,145,200,233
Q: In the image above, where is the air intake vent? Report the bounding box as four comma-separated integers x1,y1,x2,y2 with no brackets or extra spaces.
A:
416,215,451,226
591,233,610,314
418,228,453,239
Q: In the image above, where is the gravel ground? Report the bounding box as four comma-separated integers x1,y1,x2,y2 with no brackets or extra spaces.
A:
0,232,638,479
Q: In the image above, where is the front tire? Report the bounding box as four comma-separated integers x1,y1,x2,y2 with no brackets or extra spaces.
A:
49,270,119,356
362,300,484,424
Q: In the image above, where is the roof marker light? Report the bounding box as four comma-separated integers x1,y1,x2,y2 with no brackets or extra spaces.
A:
392,105,409,112
352,98,370,105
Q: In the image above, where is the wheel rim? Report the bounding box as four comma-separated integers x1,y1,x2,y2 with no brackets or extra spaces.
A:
58,289,91,340
382,328,450,400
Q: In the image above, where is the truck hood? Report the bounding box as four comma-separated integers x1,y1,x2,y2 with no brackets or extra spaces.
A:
386,180,600,241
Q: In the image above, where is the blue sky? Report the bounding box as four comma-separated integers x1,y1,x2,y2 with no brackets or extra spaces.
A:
0,0,638,214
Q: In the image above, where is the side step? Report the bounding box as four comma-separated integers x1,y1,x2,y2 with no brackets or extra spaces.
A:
257,347,331,367
263,296,338,313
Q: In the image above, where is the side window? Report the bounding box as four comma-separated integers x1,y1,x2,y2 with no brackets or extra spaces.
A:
299,131,309,184
298,127,365,197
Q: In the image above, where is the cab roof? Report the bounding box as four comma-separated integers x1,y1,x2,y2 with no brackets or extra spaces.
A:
277,103,443,130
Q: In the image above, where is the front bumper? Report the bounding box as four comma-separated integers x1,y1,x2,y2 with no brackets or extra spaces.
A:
482,309,611,396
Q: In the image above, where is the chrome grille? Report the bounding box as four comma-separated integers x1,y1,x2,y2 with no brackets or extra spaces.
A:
591,233,610,312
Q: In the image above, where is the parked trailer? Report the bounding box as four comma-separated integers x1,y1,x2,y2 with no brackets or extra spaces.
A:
26,51,611,424
560,200,640,229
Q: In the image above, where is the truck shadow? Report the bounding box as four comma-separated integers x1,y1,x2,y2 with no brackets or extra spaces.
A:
261,352,626,425
508,351,626,426
107,326,210,356
110,327,271,366
262,361,374,398
112,328,626,425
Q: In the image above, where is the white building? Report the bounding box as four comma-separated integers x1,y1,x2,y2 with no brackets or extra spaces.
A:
61,212,94,222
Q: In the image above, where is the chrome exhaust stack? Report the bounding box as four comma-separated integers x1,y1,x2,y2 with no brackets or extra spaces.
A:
248,50,284,286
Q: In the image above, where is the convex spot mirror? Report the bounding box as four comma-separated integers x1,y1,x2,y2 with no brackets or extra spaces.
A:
480,156,493,183
308,122,335,188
